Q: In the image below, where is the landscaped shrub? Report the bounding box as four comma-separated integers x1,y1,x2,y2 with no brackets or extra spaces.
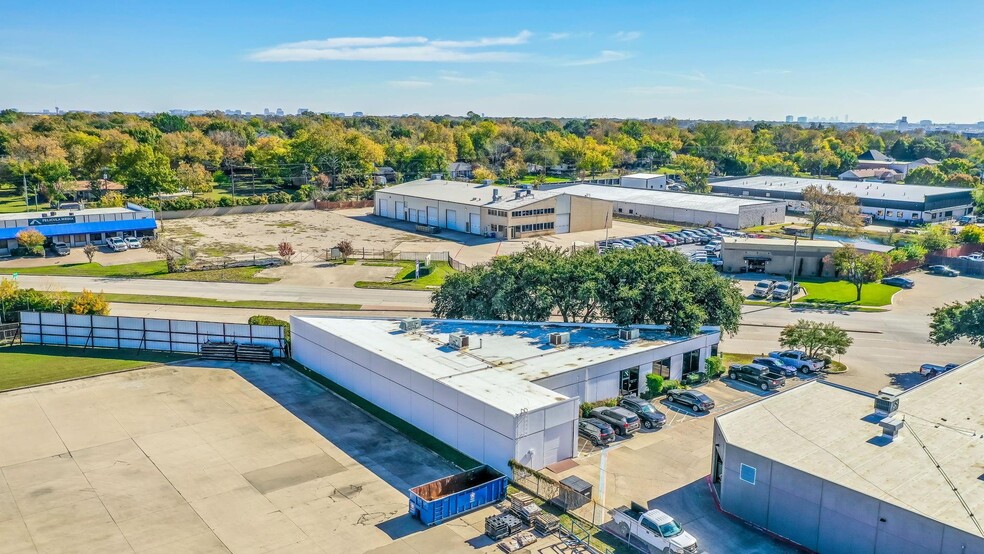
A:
645,373,664,398
579,398,618,417
661,379,681,393
704,356,724,379
247,315,290,346
268,191,293,204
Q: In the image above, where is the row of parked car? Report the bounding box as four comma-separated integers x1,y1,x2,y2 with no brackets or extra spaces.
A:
578,391,716,446
599,226,740,252
46,235,146,256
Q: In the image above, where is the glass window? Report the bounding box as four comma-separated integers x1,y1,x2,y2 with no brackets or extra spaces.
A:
641,518,661,534
710,344,719,358
683,350,701,375
654,358,671,378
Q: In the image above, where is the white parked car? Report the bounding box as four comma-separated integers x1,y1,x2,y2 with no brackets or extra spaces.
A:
125,237,143,249
611,503,698,554
107,237,128,252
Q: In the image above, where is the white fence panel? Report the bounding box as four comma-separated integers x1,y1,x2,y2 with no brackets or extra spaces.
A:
17,312,286,357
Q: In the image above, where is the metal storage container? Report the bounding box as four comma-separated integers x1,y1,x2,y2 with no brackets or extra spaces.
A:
408,465,507,526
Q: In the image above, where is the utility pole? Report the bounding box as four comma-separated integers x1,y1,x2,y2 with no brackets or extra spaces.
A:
788,233,799,306
230,164,236,197
23,174,28,209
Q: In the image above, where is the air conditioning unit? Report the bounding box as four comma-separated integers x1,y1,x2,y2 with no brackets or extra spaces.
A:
618,327,640,342
549,332,570,346
879,416,904,441
874,386,902,416
449,332,470,350
399,318,421,332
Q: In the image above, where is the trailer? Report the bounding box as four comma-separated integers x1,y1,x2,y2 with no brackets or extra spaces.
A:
408,465,507,526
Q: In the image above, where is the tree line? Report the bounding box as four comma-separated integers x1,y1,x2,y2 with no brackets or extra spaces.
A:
2,109,983,204
0,278,109,323
431,244,743,336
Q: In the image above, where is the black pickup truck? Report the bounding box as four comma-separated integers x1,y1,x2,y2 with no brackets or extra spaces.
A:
728,363,786,391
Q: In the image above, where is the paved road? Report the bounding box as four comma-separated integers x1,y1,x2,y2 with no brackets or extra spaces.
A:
9,269,984,393
2,273,433,310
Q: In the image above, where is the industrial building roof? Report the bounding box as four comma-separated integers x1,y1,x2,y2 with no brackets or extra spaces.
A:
713,176,968,201
723,237,843,250
0,206,140,223
295,316,719,416
380,178,560,208
716,356,984,536
558,184,781,215
622,173,665,180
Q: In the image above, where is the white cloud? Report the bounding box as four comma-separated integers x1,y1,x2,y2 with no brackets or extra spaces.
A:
249,31,531,63
614,31,642,42
548,32,571,40
388,80,433,89
563,50,631,66
439,71,479,84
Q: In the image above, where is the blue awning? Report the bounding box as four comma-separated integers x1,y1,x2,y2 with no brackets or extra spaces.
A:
0,218,158,241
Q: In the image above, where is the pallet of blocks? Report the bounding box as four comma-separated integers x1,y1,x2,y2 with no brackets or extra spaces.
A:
498,531,537,552
486,513,524,540
532,512,559,534
509,493,541,523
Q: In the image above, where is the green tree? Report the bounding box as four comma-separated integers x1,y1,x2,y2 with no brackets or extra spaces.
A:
175,162,213,196
945,173,979,187
674,154,713,193
779,320,853,359
117,145,179,196
905,165,946,186
832,245,892,301
150,113,191,133
918,224,955,252
960,224,984,244
939,158,976,175
930,298,984,347
802,184,864,239
16,228,46,254
70,289,110,315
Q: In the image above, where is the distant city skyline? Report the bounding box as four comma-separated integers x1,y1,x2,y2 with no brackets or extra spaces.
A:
3,0,984,122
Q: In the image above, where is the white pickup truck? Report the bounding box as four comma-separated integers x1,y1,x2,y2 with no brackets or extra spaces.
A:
769,350,825,374
610,502,698,554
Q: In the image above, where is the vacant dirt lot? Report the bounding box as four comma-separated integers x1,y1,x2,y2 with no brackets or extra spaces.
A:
0,360,564,553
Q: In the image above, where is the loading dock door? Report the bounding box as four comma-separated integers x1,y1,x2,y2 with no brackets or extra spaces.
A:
427,206,439,226
446,209,457,230
469,213,481,235
378,199,390,218
396,201,406,220
408,208,417,223
556,213,570,233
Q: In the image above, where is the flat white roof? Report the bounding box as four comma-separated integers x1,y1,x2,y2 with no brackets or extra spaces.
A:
717,356,984,535
558,184,781,215
379,178,560,208
724,237,843,249
295,317,718,416
713,176,970,202
623,173,665,180
0,206,140,222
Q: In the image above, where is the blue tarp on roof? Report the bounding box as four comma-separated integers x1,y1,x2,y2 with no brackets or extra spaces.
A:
0,218,157,241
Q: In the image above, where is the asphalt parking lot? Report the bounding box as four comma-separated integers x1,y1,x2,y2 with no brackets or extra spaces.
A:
0,361,560,554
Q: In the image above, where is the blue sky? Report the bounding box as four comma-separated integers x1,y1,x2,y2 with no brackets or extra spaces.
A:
2,0,984,122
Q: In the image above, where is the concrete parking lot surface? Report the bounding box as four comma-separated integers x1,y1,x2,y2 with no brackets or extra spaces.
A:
0,361,566,553
559,379,809,553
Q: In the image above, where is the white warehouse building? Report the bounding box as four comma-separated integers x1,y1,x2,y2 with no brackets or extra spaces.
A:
290,316,721,474
555,184,787,229
620,173,669,190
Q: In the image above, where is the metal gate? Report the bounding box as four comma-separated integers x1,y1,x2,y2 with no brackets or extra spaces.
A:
0,323,20,346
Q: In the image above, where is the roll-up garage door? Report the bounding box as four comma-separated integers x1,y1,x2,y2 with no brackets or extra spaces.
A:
395,201,405,220
378,199,390,218
427,206,439,226
469,213,481,235
446,209,457,230
555,213,570,233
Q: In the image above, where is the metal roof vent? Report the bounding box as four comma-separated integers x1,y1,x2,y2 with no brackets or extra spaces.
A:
879,416,904,442
618,327,640,342
449,332,470,350
549,332,570,346
874,386,902,417
430,173,443,180
492,188,500,202
399,318,421,332
483,179,494,186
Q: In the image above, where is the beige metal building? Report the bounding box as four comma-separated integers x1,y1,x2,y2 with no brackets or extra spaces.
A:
721,237,841,276
374,177,611,239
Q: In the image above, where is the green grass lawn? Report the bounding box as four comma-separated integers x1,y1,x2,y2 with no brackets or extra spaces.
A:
0,346,191,391
102,293,360,311
354,260,454,290
799,279,900,307
722,353,759,366
0,187,45,214
514,175,573,184
1,261,279,284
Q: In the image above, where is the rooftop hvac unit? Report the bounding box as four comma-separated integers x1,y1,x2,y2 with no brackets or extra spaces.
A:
449,332,470,350
874,386,902,416
400,318,421,332
618,327,640,342
430,173,443,180
549,332,570,346
879,416,904,441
